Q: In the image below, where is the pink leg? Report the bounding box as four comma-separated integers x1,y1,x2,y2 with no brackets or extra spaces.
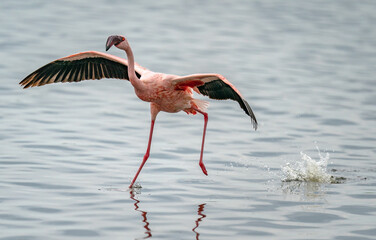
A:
193,108,209,176
129,119,155,188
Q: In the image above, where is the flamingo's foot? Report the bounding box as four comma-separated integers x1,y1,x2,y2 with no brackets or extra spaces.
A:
199,162,208,176
129,182,142,189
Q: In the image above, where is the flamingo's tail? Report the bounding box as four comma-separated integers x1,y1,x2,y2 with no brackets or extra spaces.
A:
192,99,209,112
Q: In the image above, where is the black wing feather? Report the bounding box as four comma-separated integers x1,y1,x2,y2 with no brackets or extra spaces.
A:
20,57,142,88
71,63,81,82
197,79,258,130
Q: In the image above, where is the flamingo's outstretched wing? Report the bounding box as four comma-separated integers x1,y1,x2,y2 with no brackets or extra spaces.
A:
20,51,146,89
173,74,258,130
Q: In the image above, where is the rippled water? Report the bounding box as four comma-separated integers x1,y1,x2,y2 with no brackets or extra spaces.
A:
1,1,376,239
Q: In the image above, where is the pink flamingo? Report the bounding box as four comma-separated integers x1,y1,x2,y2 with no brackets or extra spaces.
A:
20,35,258,188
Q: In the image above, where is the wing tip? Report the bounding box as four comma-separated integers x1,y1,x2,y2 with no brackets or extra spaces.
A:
251,118,258,131
19,77,38,89
19,79,31,89
249,110,258,131
241,98,258,131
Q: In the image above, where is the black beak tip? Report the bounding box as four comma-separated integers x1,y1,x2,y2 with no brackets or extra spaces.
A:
106,35,123,52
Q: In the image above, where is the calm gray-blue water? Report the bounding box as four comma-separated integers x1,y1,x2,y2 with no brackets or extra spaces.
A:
1,1,376,239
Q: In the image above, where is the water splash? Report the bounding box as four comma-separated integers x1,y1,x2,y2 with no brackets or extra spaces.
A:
282,148,332,183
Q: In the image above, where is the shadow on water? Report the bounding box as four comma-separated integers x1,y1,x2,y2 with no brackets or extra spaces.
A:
129,190,207,240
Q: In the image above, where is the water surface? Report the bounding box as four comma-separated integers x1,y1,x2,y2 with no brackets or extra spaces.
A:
1,1,376,239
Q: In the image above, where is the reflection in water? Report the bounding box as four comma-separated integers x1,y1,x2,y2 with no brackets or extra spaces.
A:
281,181,328,203
129,190,207,240
192,203,206,240
130,190,152,239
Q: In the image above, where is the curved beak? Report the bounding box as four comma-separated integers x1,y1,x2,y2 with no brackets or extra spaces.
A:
106,35,124,51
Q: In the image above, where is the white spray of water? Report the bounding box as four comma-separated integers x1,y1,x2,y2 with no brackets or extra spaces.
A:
281,147,332,183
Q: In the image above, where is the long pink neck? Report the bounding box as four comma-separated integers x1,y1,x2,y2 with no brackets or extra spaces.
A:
124,47,143,89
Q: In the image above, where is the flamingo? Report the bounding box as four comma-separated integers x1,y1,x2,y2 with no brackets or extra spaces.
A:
20,35,258,188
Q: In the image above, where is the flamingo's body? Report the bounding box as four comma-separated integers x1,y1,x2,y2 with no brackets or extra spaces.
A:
20,35,257,188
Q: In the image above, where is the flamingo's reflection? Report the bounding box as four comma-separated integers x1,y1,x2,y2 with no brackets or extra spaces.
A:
129,190,206,240
130,190,152,239
192,203,206,240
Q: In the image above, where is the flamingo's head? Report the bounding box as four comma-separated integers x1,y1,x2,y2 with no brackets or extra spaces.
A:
106,35,128,51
